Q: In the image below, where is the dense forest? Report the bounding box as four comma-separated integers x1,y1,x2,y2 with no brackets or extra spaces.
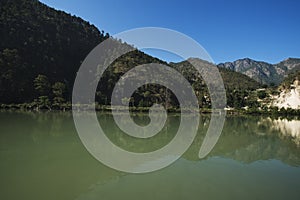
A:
0,0,283,111
0,0,109,103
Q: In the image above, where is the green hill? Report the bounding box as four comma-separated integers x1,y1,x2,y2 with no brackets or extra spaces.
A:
0,0,262,110
171,60,261,108
0,0,108,103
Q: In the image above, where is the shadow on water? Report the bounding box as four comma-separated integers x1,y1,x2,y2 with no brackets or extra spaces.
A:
0,111,300,200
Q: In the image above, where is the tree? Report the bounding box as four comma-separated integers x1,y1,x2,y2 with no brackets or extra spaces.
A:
36,96,51,109
52,82,66,105
34,75,51,96
0,48,28,103
257,90,267,99
52,82,66,98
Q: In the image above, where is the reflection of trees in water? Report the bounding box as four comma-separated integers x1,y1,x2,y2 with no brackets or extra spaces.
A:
0,111,75,145
209,116,300,166
29,111,74,143
1,111,300,166
0,111,124,199
98,113,300,166
1,111,300,198
99,112,181,153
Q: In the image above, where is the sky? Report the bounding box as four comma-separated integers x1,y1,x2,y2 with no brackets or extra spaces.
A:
39,0,300,64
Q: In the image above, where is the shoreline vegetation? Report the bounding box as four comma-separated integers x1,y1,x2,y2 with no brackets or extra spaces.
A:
1,102,300,116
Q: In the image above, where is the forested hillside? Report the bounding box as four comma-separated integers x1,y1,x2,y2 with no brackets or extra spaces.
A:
0,0,108,103
0,0,263,110
171,60,261,108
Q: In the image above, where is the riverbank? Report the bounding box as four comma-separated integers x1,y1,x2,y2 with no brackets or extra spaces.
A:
1,103,300,116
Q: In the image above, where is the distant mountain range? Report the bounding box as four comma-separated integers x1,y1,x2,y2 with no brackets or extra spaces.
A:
218,58,300,85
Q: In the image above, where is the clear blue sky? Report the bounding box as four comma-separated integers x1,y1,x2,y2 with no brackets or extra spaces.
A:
40,0,300,64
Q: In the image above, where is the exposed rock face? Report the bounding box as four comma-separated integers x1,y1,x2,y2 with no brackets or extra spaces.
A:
218,58,300,85
272,80,300,109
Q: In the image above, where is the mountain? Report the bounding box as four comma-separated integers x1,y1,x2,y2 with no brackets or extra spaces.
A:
0,0,169,107
0,0,264,110
0,0,110,103
171,59,261,91
170,59,261,108
218,58,300,85
0,0,162,104
274,58,300,75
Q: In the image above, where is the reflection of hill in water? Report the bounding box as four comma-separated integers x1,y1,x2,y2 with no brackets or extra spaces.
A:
96,113,300,166
185,116,300,166
265,118,300,145
2,111,299,166
1,111,300,197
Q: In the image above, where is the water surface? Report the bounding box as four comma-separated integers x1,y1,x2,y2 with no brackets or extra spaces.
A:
0,111,300,200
